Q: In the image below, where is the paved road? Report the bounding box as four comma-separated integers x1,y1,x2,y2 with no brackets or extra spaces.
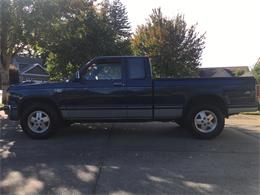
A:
0,116,260,195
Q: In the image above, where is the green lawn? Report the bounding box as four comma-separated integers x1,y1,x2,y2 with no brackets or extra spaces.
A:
241,111,260,115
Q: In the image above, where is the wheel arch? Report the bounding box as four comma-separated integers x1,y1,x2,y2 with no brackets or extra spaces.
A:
184,94,228,117
18,97,62,120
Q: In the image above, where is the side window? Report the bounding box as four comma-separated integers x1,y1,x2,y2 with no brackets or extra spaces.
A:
84,63,122,81
128,58,146,79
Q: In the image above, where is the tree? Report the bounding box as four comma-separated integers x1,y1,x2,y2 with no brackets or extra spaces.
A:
107,0,131,54
234,69,245,77
0,0,29,102
45,0,132,80
252,58,260,83
0,0,131,96
132,8,205,78
0,0,64,102
107,0,131,40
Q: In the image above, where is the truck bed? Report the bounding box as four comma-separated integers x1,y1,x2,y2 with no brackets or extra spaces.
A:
153,77,257,118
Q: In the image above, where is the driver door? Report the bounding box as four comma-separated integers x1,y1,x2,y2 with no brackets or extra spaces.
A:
62,58,127,120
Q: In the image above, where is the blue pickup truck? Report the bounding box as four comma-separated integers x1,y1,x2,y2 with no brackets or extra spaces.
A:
3,56,259,139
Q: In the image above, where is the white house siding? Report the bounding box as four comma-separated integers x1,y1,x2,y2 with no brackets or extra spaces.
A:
211,70,232,77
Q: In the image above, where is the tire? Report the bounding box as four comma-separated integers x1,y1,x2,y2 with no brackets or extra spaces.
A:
20,103,60,139
187,104,225,139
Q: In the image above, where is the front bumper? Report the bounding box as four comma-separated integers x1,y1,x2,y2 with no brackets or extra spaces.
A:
0,105,10,111
0,104,19,120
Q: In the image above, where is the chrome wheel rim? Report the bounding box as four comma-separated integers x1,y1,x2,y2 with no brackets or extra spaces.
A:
194,110,217,133
27,111,50,133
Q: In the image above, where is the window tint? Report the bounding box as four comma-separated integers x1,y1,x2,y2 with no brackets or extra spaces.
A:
128,58,146,79
84,63,122,80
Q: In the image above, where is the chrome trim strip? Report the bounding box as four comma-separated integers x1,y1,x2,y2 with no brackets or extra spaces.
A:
154,105,183,109
127,109,152,118
62,108,182,120
65,106,127,110
154,109,182,119
62,109,126,119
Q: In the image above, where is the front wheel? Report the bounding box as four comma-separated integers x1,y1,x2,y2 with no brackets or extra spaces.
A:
20,104,59,139
187,104,225,139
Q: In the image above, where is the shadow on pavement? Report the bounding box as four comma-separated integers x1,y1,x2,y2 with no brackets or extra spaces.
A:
0,119,259,195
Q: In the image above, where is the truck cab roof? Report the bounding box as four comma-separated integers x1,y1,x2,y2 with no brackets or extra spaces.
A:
93,56,147,60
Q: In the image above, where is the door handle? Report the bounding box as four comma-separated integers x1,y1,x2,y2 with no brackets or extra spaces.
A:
113,82,125,87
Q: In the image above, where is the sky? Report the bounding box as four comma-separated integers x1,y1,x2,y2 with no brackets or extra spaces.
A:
120,0,260,68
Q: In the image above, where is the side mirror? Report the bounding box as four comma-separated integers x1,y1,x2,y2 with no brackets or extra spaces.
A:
75,71,80,81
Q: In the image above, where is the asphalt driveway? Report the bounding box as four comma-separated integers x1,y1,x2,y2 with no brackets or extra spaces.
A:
0,115,260,195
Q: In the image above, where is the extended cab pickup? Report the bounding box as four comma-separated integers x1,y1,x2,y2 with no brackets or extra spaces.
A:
3,56,259,139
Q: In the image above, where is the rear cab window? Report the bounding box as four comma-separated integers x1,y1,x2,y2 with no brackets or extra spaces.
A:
127,58,146,80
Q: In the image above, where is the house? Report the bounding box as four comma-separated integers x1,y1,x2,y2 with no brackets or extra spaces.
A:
199,66,251,78
11,56,50,83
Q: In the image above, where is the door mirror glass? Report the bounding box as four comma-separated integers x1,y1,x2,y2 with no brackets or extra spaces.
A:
75,71,80,80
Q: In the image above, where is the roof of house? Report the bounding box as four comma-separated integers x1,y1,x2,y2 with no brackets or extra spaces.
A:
21,63,49,77
11,56,49,77
199,66,250,77
13,56,43,65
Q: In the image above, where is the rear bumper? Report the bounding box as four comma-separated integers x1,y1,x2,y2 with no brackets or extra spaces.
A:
0,104,19,120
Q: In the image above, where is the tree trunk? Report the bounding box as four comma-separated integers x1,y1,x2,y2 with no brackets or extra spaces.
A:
0,50,12,103
0,66,10,104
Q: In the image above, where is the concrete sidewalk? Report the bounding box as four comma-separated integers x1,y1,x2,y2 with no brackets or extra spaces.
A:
226,114,260,138
0,111,6,119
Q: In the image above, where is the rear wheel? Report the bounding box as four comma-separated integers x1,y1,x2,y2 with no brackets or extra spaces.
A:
20,104,59,139
187,104,225,139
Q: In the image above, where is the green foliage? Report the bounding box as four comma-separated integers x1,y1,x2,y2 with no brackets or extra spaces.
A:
132,8,205,78
42,0,132,80
0,0,33,67
1,1,206,83
0,0,50,101
234,69,245,77
252,58,260,82
1,0,132,81
241,111,260,115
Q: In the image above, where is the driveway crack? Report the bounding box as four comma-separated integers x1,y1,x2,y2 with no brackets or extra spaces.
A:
92,125,113,194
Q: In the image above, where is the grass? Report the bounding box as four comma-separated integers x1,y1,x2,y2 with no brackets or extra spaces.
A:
241,111,260,115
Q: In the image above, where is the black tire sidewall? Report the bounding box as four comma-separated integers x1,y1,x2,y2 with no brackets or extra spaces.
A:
188,104,225,139
21,104,58,139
